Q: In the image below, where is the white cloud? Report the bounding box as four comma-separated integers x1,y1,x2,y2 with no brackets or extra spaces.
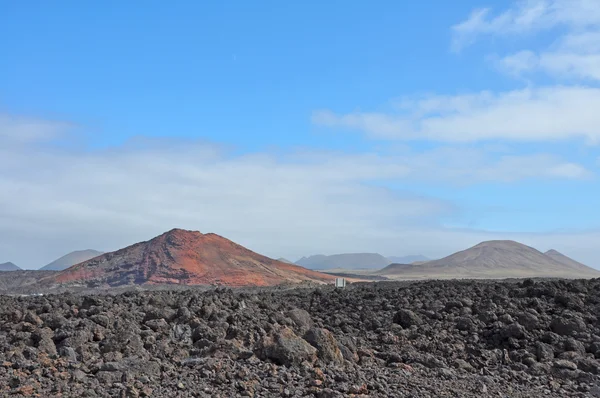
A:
456,1,600,81
558,30,600,53
452,0,600,51
0,115,591,268
497,31,600,81
495,50,539,76
539,29,600,80
379,147,590,182
0,114,71,143
539,52,600,80
313,86,600,143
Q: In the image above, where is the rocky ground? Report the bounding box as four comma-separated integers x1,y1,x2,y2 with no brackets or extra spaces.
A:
1,279,600,397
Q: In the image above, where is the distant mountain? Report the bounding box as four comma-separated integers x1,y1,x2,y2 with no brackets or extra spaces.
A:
544,249,597,274
51,229,334,287
378,240,600,279
40,249,104,271
296,253,391,270
0,262,21,272
386,255,429,264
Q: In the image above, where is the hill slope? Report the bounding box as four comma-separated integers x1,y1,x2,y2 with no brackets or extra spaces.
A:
52,229,334,287
40,249,104,271
387,255,429,264
296,253,391,270
277,258,294,264
544,249,597,274
378,240,600,279
0,262,21,272
0,270,56,293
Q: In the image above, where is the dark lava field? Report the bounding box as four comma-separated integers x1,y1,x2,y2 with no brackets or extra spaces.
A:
1,279,600,397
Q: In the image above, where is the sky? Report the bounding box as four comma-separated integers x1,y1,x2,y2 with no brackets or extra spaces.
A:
1,0,600,269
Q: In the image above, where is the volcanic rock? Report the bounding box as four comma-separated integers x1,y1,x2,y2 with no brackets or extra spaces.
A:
550,316,587,336
304,327,344,365
393,309,422,328
256,327,318,366
0,278,598,396
286,308,314,334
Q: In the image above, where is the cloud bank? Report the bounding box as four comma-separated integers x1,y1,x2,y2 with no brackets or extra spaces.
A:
1,114,597,268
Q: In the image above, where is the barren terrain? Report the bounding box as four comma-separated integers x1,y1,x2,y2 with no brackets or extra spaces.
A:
1,278,599,397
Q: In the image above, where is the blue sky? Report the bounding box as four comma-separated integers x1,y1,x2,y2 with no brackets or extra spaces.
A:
2,1,485,149
1,0,600,268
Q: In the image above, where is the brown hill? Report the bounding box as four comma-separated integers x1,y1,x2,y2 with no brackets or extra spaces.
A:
52,229,334,287
378,240,600,279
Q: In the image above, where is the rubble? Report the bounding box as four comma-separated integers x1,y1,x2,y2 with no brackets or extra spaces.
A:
0,278,599,396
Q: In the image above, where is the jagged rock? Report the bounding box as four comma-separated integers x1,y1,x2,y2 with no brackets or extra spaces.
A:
393,309,422,328
170,324,192,344
501,323,526,339
0,279,597,397
456,316,476,331
517,312,539,331
536,342,554,362
286,308,313,334
58,346,78,362
577,357,600,374
304,327,344,365
553,359,577,370
550,316,587,336
256,327,317,366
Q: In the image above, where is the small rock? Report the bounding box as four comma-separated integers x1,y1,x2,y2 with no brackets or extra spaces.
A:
393,309,422,328
550,316,587,336
501,323,526,339
536,342,554,362
59,346,78,362
454,358,473,371
554,359,577,370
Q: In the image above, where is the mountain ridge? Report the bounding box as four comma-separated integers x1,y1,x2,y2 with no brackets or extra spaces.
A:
40,249,104,271
296,253,391,270
386,255,430,264
543,249,597,274
0,262,21,272
378,240,600,279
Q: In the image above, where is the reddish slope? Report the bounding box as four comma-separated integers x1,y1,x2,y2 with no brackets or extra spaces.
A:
54,229,335,287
